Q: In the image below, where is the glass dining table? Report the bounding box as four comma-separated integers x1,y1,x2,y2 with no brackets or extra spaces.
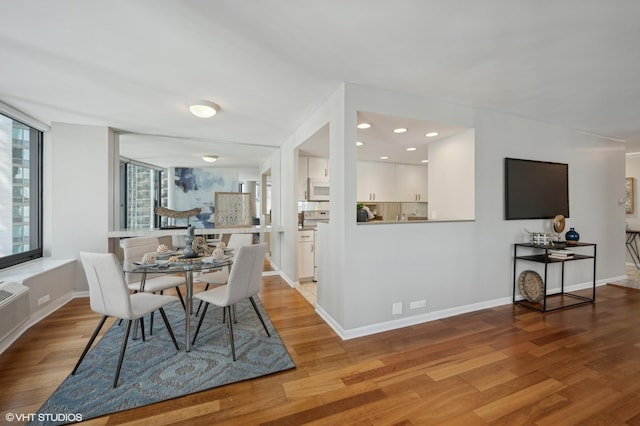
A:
122,258,233,352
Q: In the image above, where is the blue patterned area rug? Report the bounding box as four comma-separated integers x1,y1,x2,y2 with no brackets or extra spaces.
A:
30,298,295,425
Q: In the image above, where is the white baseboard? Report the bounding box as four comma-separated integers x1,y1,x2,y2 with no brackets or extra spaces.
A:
316,276,620,341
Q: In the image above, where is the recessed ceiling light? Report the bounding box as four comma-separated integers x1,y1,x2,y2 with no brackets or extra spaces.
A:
189,100,220,118
357,123,372,129
356,141,364,146
380,156,389,160
406,147,417,151
425,132,439,137
393,128,407,133
202,155,218,162
421,159,429,163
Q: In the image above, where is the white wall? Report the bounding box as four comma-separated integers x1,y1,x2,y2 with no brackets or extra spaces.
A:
49,123,118,291
283,83,626,338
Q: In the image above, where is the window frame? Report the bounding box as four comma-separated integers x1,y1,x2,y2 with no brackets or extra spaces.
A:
0,113,44,270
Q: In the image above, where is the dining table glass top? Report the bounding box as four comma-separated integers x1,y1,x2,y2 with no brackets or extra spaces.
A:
122,258,233,274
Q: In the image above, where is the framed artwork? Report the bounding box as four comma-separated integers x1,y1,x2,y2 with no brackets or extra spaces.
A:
626,177,634,214
214,192,252,228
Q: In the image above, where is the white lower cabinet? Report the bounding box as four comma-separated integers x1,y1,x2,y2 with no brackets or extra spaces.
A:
298,230,314,281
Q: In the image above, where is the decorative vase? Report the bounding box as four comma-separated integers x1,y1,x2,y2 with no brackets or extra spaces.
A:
357,208,368,222
565,227,580,245
182,225,198,258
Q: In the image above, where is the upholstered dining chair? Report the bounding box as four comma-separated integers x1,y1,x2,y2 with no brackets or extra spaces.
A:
191,243,270,360
194,234,253,315
122,236,186,309
73,252,180,388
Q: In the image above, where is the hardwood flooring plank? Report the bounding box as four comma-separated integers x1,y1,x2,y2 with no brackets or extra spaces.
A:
472,377,565,421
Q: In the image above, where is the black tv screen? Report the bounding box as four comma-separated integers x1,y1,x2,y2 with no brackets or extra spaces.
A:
504,158,569,220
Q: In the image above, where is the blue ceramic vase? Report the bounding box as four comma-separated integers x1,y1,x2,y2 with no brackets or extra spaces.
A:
565,227,580,245
182,225,198,258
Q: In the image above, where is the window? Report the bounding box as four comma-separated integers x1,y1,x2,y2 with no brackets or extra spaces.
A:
120,159,167,228
0,113,43,269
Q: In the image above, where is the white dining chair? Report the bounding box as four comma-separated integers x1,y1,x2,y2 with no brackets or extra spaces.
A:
122,236,186,308
191,243,270,360
73,252,180,388
193,233,253,315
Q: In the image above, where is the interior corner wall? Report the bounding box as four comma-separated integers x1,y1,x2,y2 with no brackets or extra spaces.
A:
278,84,346,324
50,123,117,291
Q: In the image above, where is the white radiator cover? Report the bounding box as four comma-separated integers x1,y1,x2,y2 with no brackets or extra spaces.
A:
0,282,30,341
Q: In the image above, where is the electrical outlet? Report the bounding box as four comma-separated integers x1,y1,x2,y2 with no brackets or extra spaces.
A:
410,300,427,309
38,294,50,306
392,302,403,315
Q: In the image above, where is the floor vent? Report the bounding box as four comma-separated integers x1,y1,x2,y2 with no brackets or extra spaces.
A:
0,282,30,341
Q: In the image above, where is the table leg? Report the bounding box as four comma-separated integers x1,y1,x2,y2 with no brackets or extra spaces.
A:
133,272,148,340
185,270,193,352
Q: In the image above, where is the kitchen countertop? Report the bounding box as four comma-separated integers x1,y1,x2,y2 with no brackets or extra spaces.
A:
357,219,474,225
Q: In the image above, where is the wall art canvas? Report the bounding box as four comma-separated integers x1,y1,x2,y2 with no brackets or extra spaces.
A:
626,177,634,214
214,192,252,228
172,168,239,228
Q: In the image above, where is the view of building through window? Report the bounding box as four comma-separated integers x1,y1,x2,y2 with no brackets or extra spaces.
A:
121,161,167,229
0,113,42,267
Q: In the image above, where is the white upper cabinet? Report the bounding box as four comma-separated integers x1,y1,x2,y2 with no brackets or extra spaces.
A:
395,164,428,202
357,161,396,202
307,157,329,178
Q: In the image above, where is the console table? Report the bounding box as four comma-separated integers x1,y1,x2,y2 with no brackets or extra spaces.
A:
626,230,640,268
512,242,596,312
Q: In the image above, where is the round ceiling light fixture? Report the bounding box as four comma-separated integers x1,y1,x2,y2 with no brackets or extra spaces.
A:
393,127,408,134
357,122,372,129
406,147,417,151
202,155,218,162
356,141,364,146
189,100,220,118
425,131,439,137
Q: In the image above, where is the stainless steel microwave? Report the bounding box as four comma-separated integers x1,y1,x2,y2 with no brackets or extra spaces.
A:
308,177,330,201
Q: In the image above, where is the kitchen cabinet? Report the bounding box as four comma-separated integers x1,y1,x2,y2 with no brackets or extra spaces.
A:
357,161,396,202
395,164,428,202
298,230,315,281
307,157,329,178
298,156,308,201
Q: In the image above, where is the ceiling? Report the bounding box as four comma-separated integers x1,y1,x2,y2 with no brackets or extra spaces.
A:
298,112,469,165
2,1,640,168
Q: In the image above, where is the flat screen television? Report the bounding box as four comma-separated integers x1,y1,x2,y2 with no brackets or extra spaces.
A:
504,158,569,220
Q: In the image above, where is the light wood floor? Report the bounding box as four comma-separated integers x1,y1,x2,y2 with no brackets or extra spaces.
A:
2,276,640,425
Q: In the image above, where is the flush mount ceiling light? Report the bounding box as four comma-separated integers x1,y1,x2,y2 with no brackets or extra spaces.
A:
380,156,389,160
393,127,408,134
356,141,364,146
202,155,218,162
406,147,417,151
357,122,372,129
421,159,429,163
425,132,439,137
189,100,220,118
